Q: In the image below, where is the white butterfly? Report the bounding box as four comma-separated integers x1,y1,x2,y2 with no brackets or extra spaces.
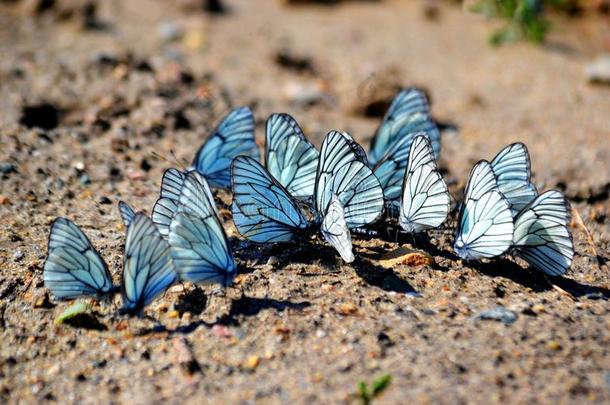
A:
398,134,450,233
454,161,514,260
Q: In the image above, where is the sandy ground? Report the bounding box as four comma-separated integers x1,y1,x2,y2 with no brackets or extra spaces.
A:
0,0,609,403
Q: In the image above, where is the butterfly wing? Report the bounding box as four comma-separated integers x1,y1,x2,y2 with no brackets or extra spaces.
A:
454,190,514,260
176,171,219,219
512,190,573,276
191,107,259,188
169,211,236,286
321,195,355,263
121,214,177,314
44,218,114,299
373,130,437,206
490,143,538,216
398,135,450,233
151,168,188,237
368,89,440,165
118,201,136,228
265,113,319,198
232,155,310,243
315,131,384,229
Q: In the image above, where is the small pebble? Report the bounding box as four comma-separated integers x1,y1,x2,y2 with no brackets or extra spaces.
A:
13,250,24,262
0,195,10,205
73,161,86,172
79,173,91,185
586,54,610,85
266,256,279,266
99,196,112,205
0,163,15,174
242,355,260,371
474,307,517,324
338,302,358,315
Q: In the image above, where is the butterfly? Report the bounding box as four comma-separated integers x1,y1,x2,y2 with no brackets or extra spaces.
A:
190,106,260,189
454,160,514,260
490,143,538,216
44,218,114,299
321,195,355,263
368,88,441,166
232,155,311,243
314,130,385,228
232,130,383,262
512,190,574,276
265,113,319,199
118,200,136,228
398,134,450,233
120,213,177,315
168,172,236,286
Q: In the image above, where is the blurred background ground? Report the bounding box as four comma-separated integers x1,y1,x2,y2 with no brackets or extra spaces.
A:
0,0,609,403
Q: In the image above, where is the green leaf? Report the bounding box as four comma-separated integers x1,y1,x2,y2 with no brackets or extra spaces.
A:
371,374,392,397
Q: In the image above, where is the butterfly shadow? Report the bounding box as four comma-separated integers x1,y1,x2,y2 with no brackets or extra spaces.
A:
168,295,311,334
351,258,418,295
472,258,610,299
472,258,552,293
217,295,311,326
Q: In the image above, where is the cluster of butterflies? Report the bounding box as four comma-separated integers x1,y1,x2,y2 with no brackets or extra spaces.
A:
43,88,575,316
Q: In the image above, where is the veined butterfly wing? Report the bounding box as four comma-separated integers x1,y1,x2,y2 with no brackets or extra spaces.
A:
368,88,440,165
373,131,435,207
191,107,259,188
44,218,114,299
151,168,187,237
232,155,310,243
315,131,384,228
490,143,538,216
398,134,450,233
321,195,355,263
265,113,319,198
512,190,573,276
120,214,176,315
454,190,514,260
118,201,136,228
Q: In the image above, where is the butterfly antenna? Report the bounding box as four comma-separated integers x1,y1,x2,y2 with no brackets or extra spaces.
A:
151,150,187,171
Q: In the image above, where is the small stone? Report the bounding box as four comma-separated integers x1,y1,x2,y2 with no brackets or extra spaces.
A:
474,307,517,324
0,195,9,205
73,161,86,172
33,292,53,309
586,54,610,85
547,340,562,351
338,302,358,315
0,163,15,174
167,310,180,319
242,355,260,371
13,250,24,262
79,173,91,185
99,196,112,205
